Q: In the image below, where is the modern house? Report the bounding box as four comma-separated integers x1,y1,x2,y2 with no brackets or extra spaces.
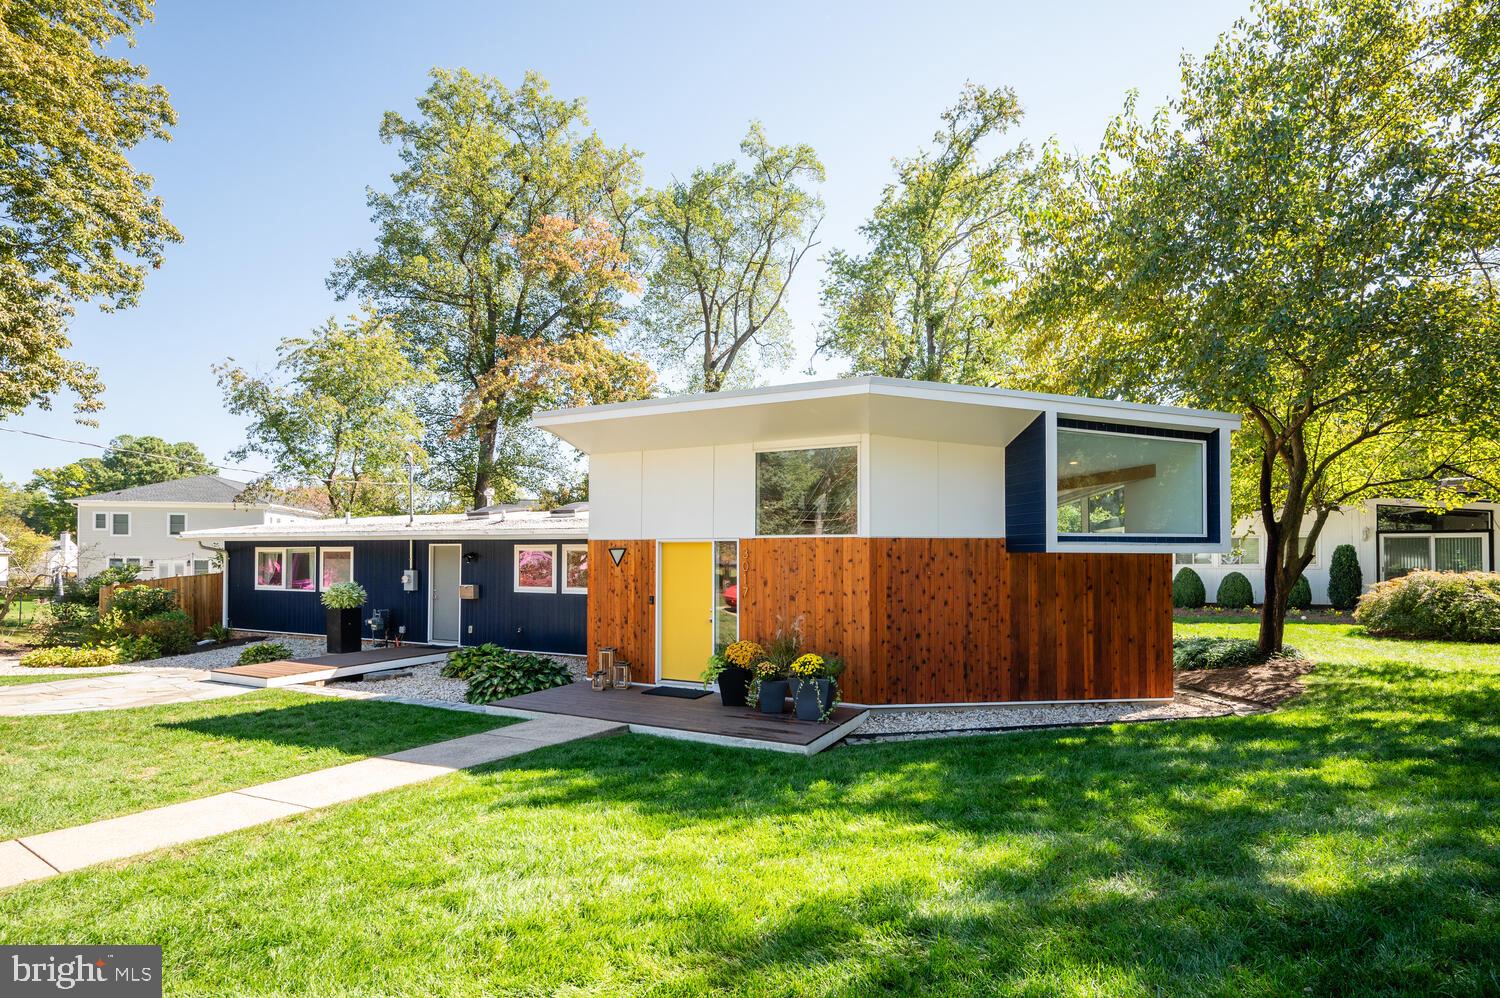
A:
182,506,589,654
533,376,1241,707
1176,499,1498,605
71,475,323,579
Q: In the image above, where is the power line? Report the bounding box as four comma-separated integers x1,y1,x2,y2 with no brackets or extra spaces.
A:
0,426,447,493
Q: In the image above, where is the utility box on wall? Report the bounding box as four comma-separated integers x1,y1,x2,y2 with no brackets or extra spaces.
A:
458,584,480,600
401,569,419,591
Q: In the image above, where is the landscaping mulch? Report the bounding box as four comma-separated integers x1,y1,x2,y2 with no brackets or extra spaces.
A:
1173,607,1354,625
1174,656,1316,709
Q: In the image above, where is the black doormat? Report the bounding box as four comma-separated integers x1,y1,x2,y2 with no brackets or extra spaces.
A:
641,686,712,699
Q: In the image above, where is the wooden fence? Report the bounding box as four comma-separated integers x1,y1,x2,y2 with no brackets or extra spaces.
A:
100,573,224,636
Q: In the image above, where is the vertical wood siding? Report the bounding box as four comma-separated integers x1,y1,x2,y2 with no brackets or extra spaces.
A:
586,539,656,678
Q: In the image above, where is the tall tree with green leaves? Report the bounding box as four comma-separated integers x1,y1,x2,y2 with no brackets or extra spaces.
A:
1017,0,1500,652
818,84,1028,383
634,124,824,392
215,312,436,517
0,0,180,420
27,435,214,534
329,69,651,506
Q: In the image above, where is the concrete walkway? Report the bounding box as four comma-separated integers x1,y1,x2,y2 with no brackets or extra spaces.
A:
0,671,248,716
0,715,623,889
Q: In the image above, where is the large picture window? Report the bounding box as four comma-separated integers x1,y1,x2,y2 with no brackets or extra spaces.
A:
755,446,858,536
320,548,353,588
255,547,316,591
1056,429,1206,537
515,545,557,593
561,544,589,595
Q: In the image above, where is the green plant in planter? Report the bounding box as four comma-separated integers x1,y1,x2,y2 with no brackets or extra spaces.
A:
321,582,368,609
701,653,729,686
746,658,790,710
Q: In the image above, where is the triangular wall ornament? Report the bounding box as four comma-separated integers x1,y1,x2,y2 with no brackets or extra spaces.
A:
608,546,626,566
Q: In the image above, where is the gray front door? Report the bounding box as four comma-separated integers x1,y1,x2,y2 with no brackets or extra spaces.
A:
429,545,462,644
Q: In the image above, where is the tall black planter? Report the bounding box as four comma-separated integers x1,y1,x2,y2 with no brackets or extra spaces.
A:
326,607,362,654
758,679,790,715
717,664,752,707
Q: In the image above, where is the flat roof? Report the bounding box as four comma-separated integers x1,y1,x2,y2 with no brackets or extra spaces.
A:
181,509,588,543
533,376,1242,453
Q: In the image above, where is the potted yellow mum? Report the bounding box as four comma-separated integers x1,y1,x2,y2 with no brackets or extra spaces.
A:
705,639,761,707
789,652,844,721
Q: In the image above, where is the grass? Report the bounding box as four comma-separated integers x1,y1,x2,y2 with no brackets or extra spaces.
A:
1,624,1496,995
0,671,127,687
0,690,514,839
0,593,40,627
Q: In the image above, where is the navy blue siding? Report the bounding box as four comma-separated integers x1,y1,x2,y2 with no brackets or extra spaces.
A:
1054,418,1221,546
1004,415,1049,552
226,538,585,654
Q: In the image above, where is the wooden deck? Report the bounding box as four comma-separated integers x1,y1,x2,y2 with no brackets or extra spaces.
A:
493,682,869,755
209,645,451,688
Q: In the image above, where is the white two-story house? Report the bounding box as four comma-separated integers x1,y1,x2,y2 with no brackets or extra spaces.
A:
71,475,323,579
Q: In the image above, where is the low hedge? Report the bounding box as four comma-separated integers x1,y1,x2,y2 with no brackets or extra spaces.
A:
238,642,294,665
1172,636,1298,671
1216,572,1254,609
444,644,572,703
1355,571,1500,642
1172,568,1206,609
19,645,120,669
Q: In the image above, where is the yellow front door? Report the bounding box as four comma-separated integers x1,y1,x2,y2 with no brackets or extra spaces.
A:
660,542,712,682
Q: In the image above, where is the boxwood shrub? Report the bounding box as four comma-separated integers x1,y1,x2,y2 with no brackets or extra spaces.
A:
1215,571,1254,609
1287,575,1313,610
1172,636,1298,670
444,644,572,703
1172,568,1206,609
1355,571,1500,642
1327,543,1363,611
238,642,294,665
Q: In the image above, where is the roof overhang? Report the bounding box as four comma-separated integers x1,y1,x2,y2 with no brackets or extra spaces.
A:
533,377,1242,454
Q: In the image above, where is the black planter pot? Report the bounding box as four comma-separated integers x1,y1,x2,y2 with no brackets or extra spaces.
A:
793,678,836,721
326,607,363,654
717,664,752,707
758,679,790,715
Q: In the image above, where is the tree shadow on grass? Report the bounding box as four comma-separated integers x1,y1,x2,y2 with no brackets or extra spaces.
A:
160,698,505,756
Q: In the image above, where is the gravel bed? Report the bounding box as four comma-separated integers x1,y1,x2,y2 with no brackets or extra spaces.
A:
849,690,1245,742
328,654,589,704
0,637,325,678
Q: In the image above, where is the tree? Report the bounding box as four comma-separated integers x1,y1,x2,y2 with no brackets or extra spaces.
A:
635,124,824,392
329,69,649,506
28,435,214,534
216,312,436,517
0,0,180,420
1017,0,1500,652
0,515,52,623
818,85,1027,382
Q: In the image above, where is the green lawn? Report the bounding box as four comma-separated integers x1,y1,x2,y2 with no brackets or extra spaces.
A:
0,671,127,687
1,624,1496,995
0,690,514,839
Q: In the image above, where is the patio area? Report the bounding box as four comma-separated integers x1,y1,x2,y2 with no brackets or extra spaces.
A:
493,681,869,755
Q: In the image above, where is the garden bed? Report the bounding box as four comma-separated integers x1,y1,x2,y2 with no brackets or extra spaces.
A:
1174,656,1315,708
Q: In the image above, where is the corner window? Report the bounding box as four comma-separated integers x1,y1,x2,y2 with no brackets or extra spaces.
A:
320,548,353,589
169,514,186,536
93,512,107,530
755,445,858,536
1056,428,1205,537
255,547,316,591
515,545,557,593
110,513,131,536
561,544,588,595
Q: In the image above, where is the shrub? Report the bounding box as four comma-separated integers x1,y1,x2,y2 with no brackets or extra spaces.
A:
238,642,293,665
19,644,119,668
1327,544,1362,611
1172,568,1206,609
321,582,367,610
1215,571,1254,609
70,564,140,604
1172,636,1298,671
1287,575,1313,610
109,584,178,621
449,644,572,703
1355,571,1500,642
34,600,98,647
204,623,232,643
112,635,162,663
135,610,196,655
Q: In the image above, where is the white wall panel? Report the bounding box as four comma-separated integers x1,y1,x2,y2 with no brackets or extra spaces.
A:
937,442,1005,537
714,443,755,538
868,435,940,536
587,451,643,539
641,446,715,539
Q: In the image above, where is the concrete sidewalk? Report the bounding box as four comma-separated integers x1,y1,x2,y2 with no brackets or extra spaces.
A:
0,715,623,889
0,671,247,716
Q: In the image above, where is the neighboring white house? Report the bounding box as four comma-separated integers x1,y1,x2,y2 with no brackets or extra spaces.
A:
0,533,9,585
1176,498,1498,604
71,475,324,580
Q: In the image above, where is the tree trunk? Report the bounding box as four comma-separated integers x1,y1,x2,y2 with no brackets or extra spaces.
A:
1257,509,1286,655
470,417,499,508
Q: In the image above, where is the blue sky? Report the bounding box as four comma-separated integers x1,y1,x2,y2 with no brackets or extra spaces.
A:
2,0,1248,483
